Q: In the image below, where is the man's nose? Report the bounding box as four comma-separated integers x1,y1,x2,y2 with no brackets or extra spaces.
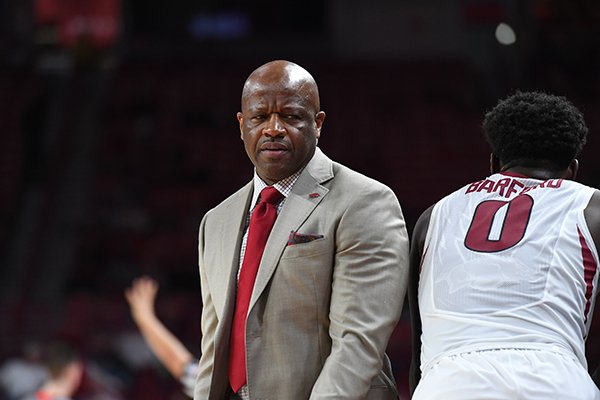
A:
263,113,285,136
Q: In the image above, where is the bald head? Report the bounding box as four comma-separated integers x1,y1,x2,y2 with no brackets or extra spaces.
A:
237,60,326,184
241,60,321,113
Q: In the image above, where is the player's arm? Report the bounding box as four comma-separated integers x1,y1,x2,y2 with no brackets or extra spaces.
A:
408,205,434,395
125,276,194,380
584,190,600,388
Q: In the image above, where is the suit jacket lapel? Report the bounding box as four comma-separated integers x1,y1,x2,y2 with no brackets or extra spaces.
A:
249,148,334,310
212,181,253,320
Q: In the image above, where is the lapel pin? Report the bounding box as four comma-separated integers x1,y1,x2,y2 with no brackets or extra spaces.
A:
309,193,320,198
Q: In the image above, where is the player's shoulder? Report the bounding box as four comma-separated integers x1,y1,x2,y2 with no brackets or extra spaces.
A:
584,189,600,253
560,178,597,190
554,179,599,202
584,188,600,219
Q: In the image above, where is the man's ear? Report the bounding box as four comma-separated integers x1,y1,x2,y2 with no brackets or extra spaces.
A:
237,112,244,140
490,153,501,174
565,159,579,179
314,111,326,138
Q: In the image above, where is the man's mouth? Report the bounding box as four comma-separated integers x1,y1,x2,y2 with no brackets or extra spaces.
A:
260,142,288,151
260,142,289,158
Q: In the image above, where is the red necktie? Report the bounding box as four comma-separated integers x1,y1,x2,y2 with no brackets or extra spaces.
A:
229,186,283,392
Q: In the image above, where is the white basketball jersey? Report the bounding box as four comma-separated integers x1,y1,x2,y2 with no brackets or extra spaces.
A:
419,172,599,370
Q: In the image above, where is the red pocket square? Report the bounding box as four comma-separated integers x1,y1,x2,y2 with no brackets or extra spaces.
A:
287,231,324,246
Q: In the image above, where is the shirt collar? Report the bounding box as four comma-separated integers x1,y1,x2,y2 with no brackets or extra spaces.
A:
250,169,302,209
249,149,319,209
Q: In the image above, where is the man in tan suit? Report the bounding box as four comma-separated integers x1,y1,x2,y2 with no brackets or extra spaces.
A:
194,60,409,400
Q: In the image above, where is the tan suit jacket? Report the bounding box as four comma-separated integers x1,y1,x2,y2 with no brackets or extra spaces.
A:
194,149,409,399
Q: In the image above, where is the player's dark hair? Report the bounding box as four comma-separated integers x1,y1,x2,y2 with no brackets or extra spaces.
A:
483,91,588,170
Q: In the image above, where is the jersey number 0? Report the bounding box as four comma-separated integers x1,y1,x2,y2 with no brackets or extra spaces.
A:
464,194,534,252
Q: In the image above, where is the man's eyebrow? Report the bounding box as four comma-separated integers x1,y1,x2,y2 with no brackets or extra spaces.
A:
245,103,306,112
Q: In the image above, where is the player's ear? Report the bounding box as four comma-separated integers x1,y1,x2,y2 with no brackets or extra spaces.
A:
490,153,501,174
565,159,579,179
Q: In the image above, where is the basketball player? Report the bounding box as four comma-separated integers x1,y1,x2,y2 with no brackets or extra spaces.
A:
408,91,600,399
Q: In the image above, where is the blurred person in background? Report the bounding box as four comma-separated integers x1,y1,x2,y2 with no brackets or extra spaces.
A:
195,59,409,399
409,91,600,399
21,341,83,400
0,342,47,400
125,276,198,398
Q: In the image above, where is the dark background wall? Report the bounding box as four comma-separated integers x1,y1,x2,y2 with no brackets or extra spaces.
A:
1,1,600,399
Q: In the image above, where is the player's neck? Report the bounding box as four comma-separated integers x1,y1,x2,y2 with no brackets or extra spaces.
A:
500,166,567,180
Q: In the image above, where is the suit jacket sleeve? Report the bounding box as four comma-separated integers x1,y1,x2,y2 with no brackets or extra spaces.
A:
195,213,217,399
310,182,409,399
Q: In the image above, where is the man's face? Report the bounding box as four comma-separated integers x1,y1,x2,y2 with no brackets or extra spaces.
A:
238,80,325,185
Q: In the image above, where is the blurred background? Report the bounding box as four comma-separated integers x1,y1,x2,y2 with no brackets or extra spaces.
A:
1,0,600,399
